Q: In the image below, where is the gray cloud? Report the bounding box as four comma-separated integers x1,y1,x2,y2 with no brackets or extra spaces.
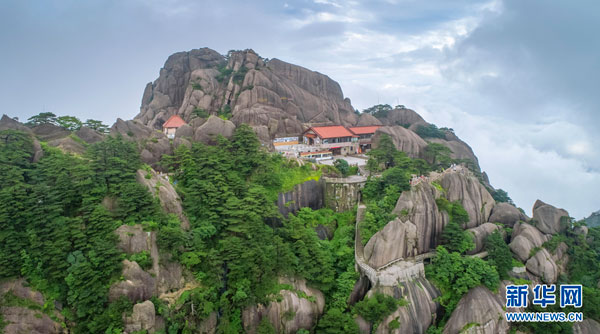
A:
0,0,597,217
444,0,600,124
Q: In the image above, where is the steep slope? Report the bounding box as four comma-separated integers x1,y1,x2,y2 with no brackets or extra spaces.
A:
585,210,600,227
370,109,482,172
136,48,361,137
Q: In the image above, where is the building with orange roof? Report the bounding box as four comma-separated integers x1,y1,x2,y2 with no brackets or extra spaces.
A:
348,125,382,153
162,115,187,139
302,125,358,155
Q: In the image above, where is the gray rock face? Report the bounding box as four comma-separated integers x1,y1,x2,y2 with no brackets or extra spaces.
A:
110,118,173,169
574,319,600,334
550,242,569,276
324,177,365,212
356,113,383,126
194,115,235,144
135,48,360,137
393,182,449,254
32,123,70,141
137,48,225,128
115,224,152,254
48,136,86,155
574,225,589,236
109,260,156,303
498,280,525,313
75,126,104,144
364,218,418,268
488,202,528,227
111,118,156,140
370,277,441,334
31,123,93,155
526,248,559,284
251,125,272,147
509,222,549,262
232,56,358,134
356,316,371,334
0,115,44,162
174,123,194,138
277,179,325,217
0,114,32,133
443,286,508,334
518,240,568,285
0,279,45,306
467,223,501,254
242,277,325,334
348,276,371,306
428,134,481,172
136,168,190,229
0,279,65,334
374,108,428,130
532,200,570,234
156,261,185,295
441,172,495,228
1,307,64,334
197,312,217,334
372,126,427,159
124,300,156,334
114,223,185,297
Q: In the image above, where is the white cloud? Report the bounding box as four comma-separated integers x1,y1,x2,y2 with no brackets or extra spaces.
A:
2,0,597,218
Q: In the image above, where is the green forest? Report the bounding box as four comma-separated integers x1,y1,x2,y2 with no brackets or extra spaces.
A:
1,124,600,334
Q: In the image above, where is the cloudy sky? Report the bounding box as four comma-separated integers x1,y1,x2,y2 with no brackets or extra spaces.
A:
1,0,598,218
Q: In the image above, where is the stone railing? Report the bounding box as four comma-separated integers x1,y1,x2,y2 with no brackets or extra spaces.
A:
355,203,430,286
354,204,378,283
324,176,367,212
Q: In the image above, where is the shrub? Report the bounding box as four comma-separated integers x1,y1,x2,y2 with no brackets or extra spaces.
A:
438,201,474,254
362,104,393,118
415,124,446,139
257,318,276,334
334,159,350,177
426,246,499,315
192,107,209,119
191,82,203,90
232,66,249,84
216,64,233,82
129,251,153,270
219,105,232,119
491,188,514,205
485,230,513,279
354,293,401,327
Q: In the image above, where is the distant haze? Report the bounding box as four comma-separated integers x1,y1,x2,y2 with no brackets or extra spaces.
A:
1,0,598,218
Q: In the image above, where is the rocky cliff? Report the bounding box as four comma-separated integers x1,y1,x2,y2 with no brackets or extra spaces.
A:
135,48,364,138
357,280,441,334
3,46,596,334
443,285,509,334
585,210,600,227
277,179,325,217
369,109,482,172
441,171,495,228
0,279,66,334
242,277,325,334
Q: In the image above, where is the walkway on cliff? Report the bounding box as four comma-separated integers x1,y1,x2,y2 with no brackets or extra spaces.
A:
409,164,470,187
354,204,431,285
354,203,488,286
353,166,488,286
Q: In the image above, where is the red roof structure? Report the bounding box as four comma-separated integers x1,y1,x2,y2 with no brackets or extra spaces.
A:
305,126,356,139
163,115,187,129
348,125,382,135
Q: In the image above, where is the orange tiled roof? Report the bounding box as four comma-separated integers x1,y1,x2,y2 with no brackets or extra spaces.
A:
305,126,355,139
163,115,187,128
348,125,382,135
